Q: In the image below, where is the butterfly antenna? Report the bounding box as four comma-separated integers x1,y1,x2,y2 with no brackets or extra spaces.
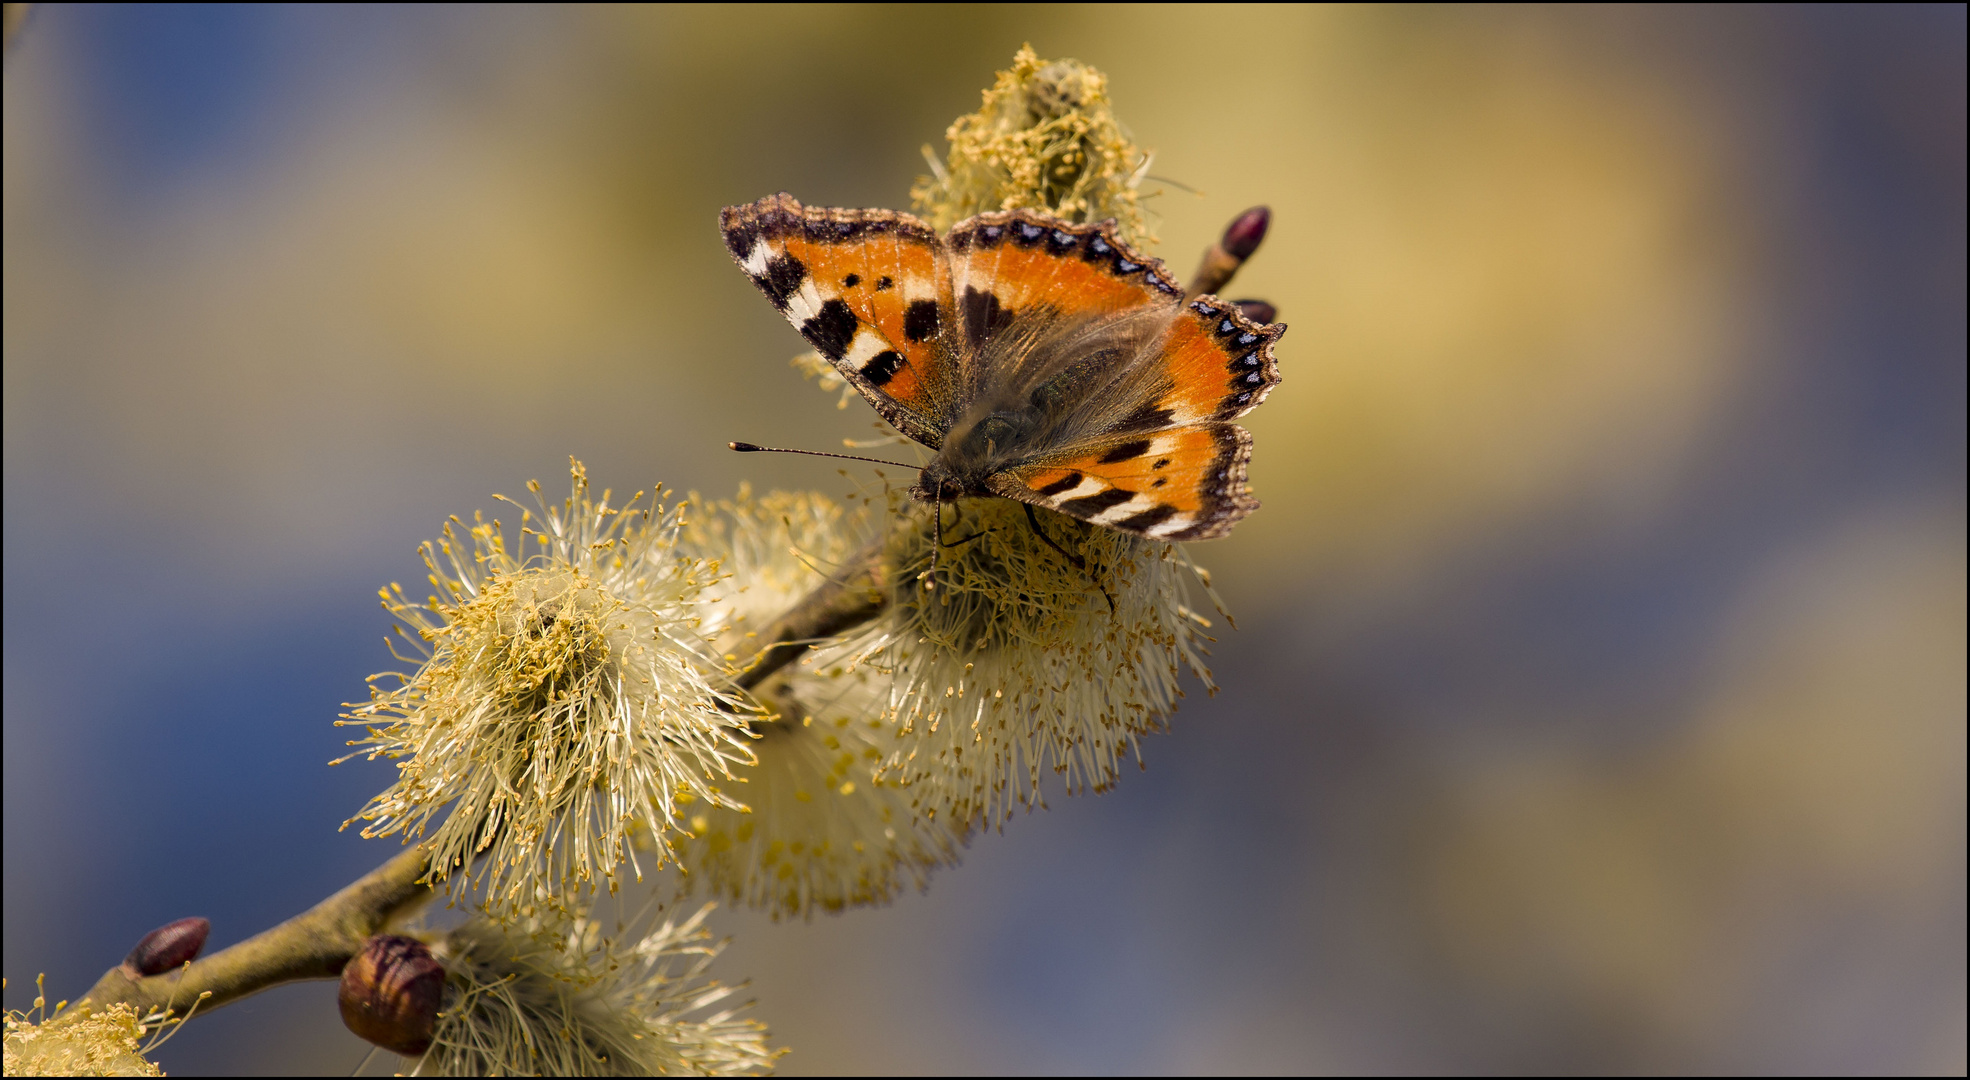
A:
728,442,924,471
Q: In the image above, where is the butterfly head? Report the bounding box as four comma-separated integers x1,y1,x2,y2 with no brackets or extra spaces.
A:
913,407,1039,505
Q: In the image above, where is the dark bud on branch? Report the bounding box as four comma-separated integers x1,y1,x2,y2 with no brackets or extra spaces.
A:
1220,206,1271,260
1187,206,1273,300
122,917,210,977
338,934,445,1057
1231,299,1278,324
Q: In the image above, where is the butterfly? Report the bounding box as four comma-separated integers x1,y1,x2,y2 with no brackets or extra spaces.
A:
720,193,1283,544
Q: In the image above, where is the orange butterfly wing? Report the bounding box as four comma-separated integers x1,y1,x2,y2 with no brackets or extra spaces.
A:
721,193,959,447
946,211,1184,336
1139,298,1286,426
990,423,1256,540
989,299,1283,540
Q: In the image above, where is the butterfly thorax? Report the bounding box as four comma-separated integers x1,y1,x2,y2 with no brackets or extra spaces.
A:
914,325,1153,503
914,402,1047,502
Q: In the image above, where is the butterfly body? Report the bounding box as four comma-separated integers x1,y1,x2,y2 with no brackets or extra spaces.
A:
722,194,1283,540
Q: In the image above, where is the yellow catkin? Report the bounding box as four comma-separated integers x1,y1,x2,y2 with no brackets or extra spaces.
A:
911,44,1155,245
421,905,779,1076
336,461,756,920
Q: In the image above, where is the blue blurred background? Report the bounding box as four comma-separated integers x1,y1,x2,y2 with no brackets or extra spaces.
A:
4,5,1963,1074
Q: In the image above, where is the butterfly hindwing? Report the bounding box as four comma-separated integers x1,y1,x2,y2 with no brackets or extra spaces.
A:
1135,298,1285,427
721,193,958,448
988,423,1257,541
981,295,1281,540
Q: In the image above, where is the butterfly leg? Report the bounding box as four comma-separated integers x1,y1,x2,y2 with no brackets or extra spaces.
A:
938,503,989,548
1022,503,1115,614
924,491,942,592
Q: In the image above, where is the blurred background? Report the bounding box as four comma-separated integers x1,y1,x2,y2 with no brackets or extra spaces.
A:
4,4,1963,1073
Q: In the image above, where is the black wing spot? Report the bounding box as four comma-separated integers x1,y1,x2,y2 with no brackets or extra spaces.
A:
1118,504,1177,530
843,273,861,288
1062,488,1135,517
875,276,894,290
1152,458,1171,470
862,350,906,387
1151,477,1168,488
802,299,858,361
1035,472,1083,497
759,253,807,310
904,299,940,342
1118,403,1175,432
1098,439,1153,464
962,287,1013,345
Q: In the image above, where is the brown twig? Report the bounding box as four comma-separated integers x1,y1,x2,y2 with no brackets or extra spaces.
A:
74,844,433,1018
730,530,894,693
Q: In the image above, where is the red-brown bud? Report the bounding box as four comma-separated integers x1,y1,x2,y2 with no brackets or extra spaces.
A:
1220,206,1271,260
1231,299,1278,324
122,917,210,976
338,934,445,1057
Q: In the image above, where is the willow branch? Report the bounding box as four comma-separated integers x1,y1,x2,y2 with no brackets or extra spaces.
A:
73,526,894,1023
65,207,1244,1029
730,530,894,693
74,844,433,1018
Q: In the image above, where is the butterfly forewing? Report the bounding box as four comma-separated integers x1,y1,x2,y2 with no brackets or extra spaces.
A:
721,194,960,447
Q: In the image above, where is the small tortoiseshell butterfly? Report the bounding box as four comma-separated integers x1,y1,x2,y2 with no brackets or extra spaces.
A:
720,193,1283,542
